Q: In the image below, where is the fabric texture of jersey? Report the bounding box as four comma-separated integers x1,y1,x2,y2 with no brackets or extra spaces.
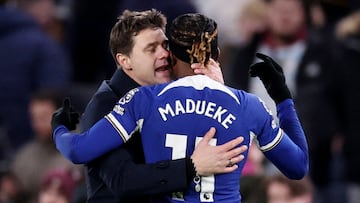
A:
105,75,282,202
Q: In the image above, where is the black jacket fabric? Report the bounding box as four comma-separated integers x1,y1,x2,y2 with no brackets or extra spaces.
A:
80,69,189,202
333,34,360,183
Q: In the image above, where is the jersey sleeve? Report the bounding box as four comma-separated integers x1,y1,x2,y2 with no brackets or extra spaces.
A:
263,99,309,179
250,98,308,179
53,88,146,164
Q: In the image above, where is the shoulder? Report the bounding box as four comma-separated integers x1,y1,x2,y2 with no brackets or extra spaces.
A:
228,87,262,104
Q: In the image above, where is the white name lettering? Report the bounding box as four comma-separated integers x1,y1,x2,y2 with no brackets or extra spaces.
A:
158,99,236,129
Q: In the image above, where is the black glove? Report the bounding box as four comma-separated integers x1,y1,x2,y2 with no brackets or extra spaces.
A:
249,53,292,104
51,98,80,131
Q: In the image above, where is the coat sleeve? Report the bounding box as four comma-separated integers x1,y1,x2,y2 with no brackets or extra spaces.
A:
95,146,189,199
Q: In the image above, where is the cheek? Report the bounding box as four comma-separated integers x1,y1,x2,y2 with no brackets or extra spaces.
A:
133,55,155,69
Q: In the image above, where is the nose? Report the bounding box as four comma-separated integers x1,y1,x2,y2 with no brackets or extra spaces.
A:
158,46,169,59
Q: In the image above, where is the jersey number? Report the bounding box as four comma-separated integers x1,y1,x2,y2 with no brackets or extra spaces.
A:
166,133,216,202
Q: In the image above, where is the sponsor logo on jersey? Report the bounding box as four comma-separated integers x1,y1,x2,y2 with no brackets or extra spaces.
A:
119,88,139,105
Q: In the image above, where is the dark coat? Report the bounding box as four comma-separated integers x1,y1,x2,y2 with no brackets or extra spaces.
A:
333,34,360,183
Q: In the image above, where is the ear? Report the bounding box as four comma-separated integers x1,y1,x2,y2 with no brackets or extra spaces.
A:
116,53,132,70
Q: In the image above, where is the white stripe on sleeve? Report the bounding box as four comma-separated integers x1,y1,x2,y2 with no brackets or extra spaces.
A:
105,113,130,142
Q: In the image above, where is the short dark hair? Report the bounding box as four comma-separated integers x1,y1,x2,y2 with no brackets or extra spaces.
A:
168,13,219,65
109,9,167,65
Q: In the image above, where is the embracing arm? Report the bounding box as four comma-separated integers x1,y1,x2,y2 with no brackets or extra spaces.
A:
51,93,126,163
53,117,124,164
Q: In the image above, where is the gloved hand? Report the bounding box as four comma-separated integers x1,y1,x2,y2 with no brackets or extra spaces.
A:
249,53,292,104
51,98,80,131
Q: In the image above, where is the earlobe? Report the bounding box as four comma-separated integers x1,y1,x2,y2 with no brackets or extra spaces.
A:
116,53,132,70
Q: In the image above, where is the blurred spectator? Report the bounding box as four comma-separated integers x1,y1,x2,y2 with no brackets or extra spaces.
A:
0,0,71,150
309,1,326,30
192,0,248,46
0,123,13,174
117,0,197,33
68,0,119,85
224,0,341,202
11,90,77,203
216,0,268,72
332,9,360,203
11,0,69,43
266,174,314,203
0,171,26,203
335,10,360,41
237,0,268,46
38,169,76,203
239,174,267,203
242,141,266,176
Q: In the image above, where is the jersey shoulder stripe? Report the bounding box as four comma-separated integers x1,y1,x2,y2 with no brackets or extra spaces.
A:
105,113,130,142
259,128,284,152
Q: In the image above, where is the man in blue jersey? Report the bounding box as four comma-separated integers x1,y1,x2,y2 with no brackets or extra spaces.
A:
52,13,309,202
60,9,246,202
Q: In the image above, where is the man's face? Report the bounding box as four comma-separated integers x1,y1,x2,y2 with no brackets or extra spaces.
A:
267,181,291,203
267,0,305,38
126,28,172,86
29,99,56,142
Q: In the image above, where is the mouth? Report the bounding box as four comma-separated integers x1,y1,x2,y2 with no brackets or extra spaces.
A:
155,64,171,72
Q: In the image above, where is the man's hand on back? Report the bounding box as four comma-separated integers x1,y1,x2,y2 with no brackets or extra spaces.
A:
191,127,247,176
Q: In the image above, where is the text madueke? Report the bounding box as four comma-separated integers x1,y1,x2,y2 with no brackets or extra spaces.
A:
158,98,236,129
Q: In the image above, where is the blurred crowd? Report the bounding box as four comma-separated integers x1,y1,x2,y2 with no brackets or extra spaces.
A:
1,0,360,202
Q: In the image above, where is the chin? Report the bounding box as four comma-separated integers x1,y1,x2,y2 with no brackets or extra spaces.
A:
156,77,171,84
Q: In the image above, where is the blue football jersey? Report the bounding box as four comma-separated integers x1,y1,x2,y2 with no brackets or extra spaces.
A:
104,75,282,202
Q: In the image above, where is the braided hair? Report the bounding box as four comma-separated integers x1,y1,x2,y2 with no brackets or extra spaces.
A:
169,13,219,65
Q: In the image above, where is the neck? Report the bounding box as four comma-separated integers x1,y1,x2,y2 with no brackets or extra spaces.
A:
173,59,195,79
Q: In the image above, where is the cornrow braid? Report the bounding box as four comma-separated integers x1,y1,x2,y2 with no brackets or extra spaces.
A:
169,13,219,65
